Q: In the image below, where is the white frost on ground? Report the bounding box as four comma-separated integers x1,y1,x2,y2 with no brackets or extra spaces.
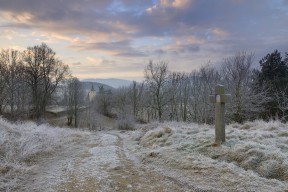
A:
1,117,288,191
0,117,89,191
99,133,118,146
77,134,120,179
55,133,122,191
127,120,288,191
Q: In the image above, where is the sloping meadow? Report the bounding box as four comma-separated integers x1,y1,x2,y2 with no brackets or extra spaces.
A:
133,120,288,190
0,117,88,191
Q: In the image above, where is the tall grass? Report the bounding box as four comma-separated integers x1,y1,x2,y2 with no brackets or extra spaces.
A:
0,117,87,191
138,120,288,181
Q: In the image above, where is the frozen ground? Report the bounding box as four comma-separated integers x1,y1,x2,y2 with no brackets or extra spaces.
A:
128,121,288,191
0,117,288,191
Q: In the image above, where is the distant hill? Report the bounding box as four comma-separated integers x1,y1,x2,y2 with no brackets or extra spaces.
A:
82,78,133,88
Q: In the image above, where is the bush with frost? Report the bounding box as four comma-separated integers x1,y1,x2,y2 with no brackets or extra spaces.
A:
116,116,136,130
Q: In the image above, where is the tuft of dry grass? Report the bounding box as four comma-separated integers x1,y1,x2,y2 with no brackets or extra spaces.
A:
140,127,174,147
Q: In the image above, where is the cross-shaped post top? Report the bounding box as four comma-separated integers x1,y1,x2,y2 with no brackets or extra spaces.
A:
209,84,231,104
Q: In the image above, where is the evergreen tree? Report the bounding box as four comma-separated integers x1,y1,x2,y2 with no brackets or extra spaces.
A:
255,50,288,120
258,50,288,91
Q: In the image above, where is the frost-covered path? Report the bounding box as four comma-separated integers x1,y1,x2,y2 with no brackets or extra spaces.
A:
56,132,191,192
11,121,288,192
19,131,195,192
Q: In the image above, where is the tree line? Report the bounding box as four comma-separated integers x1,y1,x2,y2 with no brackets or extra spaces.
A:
95,50,288,128
0,43,80,122
1,43,287,127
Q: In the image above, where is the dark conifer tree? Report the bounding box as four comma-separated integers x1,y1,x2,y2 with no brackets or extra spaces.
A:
255,50,288,120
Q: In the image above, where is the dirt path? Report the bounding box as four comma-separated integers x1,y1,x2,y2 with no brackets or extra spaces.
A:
104,132,196,192
18,131,196,192
15,129,286,192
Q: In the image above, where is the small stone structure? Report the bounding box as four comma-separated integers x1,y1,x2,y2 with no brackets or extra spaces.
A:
88,84,96,102
209,85,231,145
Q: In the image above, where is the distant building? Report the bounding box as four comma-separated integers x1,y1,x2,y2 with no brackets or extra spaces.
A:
88,84,96,102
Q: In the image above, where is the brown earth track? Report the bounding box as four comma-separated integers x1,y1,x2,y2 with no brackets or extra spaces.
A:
18,131,195,192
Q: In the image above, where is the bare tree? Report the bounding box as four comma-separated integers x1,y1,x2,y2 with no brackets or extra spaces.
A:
199,66,221,123
178,73,190,122
188,71,207,123
23,43,69,119
132,84,151,122
0,50,8,115
114,86,131,118
66,77,83,127
221,52,266,122
167,72,182,121
144,61,170,122
130,81,145,120
0,49,30,118
273,87,288,121
96,85,113,117
186,66,221,124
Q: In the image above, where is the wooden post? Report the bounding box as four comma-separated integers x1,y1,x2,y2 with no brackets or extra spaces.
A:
209,85,231,145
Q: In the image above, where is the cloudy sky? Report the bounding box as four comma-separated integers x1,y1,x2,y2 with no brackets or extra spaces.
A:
0,0,287,80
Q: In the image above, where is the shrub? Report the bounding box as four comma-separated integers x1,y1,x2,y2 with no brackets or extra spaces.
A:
117,117,135,130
